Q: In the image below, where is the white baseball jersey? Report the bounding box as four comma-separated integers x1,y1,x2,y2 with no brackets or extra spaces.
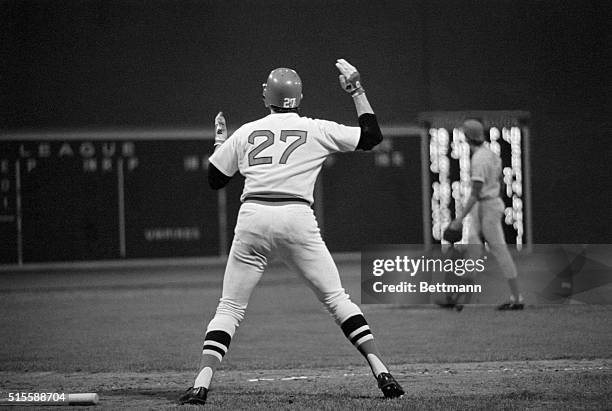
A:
470,143,502,200
209,112,360,204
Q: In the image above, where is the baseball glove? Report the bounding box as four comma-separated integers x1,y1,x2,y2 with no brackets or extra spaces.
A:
442,225,463,243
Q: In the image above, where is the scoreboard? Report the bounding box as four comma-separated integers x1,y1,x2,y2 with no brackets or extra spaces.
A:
0,133,220,264
0,116,529,267
418,111,532,247
0,127,427,266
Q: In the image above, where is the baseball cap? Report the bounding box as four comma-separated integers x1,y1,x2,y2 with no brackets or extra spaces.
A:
461,119,485,144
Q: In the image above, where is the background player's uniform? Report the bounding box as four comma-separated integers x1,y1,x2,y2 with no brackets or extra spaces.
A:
467,144,518,279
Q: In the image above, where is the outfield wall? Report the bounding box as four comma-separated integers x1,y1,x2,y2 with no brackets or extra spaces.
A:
0,126,425,266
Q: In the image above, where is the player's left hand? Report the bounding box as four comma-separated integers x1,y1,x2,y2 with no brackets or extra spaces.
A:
214,111,227,146
335,59,364,95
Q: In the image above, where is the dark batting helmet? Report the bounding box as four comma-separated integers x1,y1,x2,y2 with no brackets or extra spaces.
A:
262,68,303,109
461,119,485,145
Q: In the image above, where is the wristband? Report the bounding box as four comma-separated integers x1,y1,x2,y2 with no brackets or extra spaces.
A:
351,87,365,97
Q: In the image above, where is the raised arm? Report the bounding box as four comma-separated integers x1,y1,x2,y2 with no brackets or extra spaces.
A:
208,111,233,190
335,58,382,151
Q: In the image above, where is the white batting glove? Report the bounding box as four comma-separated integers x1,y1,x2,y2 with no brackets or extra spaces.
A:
214,111,227,147
335,58,365,96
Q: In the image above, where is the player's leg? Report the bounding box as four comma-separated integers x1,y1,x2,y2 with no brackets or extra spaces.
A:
278,206,404,398
285,246,404,397
179,207,270,404
438,245,474,308
465,202,484,254
480,199,523,309
203,244,267,377
461,202,486,305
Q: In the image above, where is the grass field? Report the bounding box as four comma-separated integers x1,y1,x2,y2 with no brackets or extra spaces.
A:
1,259,611,409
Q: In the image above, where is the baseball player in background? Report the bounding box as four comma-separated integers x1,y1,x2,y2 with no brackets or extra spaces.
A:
178,59,404,405
448,119,524,310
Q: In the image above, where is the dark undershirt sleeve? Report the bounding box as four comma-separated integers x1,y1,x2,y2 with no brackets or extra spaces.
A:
356,113,383,151
208,162,233,190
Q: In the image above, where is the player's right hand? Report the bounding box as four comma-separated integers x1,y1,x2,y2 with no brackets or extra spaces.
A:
335,58,364,96
214,111,227,146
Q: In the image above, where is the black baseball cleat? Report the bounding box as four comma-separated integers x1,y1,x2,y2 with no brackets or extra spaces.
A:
178,386,208,405
496,301,524,311
376,372,405,398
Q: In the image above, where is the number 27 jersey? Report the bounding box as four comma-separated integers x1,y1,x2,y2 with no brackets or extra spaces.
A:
209,112,360,204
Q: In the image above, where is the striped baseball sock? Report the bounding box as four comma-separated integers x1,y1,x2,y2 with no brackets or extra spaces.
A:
193,330,232,389
341,314,389,377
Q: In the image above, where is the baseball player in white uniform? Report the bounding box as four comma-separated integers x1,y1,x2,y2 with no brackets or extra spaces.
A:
178,59,404,405
448,119,524,310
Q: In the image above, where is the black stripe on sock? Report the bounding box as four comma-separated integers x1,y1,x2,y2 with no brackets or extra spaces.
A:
350,329,372,345
202,344,226,357
340,314,368,338
205,330,232,348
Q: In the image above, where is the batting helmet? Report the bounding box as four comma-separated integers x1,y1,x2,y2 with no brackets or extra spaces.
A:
461,119,485,145
262,68,303,109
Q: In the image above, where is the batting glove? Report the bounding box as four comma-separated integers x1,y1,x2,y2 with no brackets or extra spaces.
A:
214,111,227,147
335,58,365,96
